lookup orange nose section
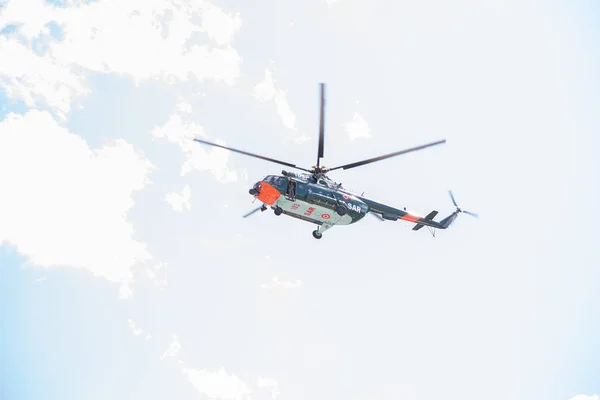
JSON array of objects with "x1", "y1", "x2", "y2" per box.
[{"x1": 256, "y1": 182, "x2": 281, "y2": 205}]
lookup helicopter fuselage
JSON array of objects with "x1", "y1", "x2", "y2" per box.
[
  {"x1": 193, "y1": 83, "x2": 459, "y2": 239},
  {"x1": 250, "y1": 174, "x2": 368, "y2": 227}
]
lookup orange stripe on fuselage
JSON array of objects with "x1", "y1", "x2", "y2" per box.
[
  {"x1": 400, "y1": 214, "x2": 420, "y2": 223},
  {"x1": 256, "y1": 181, "x2": 281, "y2": 205}
]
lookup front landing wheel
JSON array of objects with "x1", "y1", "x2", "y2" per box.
[
  {"x1": 312, "y1": 230, "x2": 322, "y2": 239},
  {"x1": 335, "y1": 204, "x2": 348, "y2": 216}
]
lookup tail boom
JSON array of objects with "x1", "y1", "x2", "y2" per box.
[{"x1": 360, "y1": 196, "x2": 454, "y2": 230}]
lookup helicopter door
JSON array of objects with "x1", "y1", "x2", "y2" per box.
[{"x1": 286, "y1": 178, "x2": 297, "y2": 199}]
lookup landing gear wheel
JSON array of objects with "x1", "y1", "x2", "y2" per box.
[
  {"x1": 312, "y1": 230, "x2": 323, "y2": 239},
  {"x1": 335, "y1": 204, "x2": 348, "y2": 216},
  {"x1": 274, "y1": 206, "x2": 283, "y2": 216}
]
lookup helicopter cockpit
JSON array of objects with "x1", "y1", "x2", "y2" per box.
[
  {"x1": 317, "y1": 178, "x2": 336, "y2": 188},
  {"x1": 258, "y1": 174, "x2": 297, "y2": 199},
  {"x1": 262, "y1": 175, "x2": 284, "y2": 185}
]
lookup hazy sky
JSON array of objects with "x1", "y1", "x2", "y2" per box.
[{"x1": 1, "y1": 1, "x2": 599, "y2": 400}]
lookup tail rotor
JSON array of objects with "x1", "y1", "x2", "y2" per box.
[{"x1": 448, "y1": 190, "x2": 478, "y2": 219}]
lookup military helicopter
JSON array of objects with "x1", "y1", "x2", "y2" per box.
[{"x1": 194, "y1": 83, "x2": 477, "y2": 239}]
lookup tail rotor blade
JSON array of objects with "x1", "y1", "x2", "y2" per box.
[
  {"x1": 448, "y1": 190, "x2": 458, "y2": 207},
  {"x1": 463, "y1": 210, "x2": 479, "y2": 218}
]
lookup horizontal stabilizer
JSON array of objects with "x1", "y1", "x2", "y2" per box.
[
  {"x1": 424, "y1": 210, "x2": 438, "y2": 220},
  {"x1": 412, "y1": 210, "x2": 438, "y2": 231}
]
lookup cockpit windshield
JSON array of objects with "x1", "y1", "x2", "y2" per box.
[
  {"x1": 317, "y1": 178, "x2": 342, "y2": 189},
  {"x1": 263, "y1": 175, "x2": 285, "y2": 185}
]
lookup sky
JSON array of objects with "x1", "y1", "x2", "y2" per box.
[{"x1": 1, "y1": 0, "x2": 600, "y2": 399}]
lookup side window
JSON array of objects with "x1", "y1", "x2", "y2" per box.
[{"x1": 295, "y1": 181, "x2": 307, "y2": 197}]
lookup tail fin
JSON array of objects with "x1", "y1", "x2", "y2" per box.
[{"x1": 438, "y1": 211, "x2": 460, "y2": 229}]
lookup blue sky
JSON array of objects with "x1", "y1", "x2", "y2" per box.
[{"x1": 1, "y1": 1, "x2": 599, "y2": 400}]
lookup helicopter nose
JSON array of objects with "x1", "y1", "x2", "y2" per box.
[
  {"x1": 255, "y1": 181, "x2": 280, "y2": 205},
  {"x1": 249, "y1": 181, "x2": 262, "y2": 196}
]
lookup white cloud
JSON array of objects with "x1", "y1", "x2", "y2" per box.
[
  {"x1": 257, "y1": 377, "x2": 280, "y2": 400},
  {"x1": 0, "y1": 36, "x2": 89, "y2": 120},
  {"x1": 176, "y1": 100, "x2": 193, "y2": 114},
  {"x1": 291, "y1": 134, "x2": 310, "y2": 144},
  {"x1": 166, "y1": 185, "x2": 192, "y2": 212},
  {"x1": 260, "y1": 276, "x2": 302, "y2": 290},
  {"x1": 344, "y1": 112, "x2": 371, "y2": 140},
  {"x1": 153, "y1": 113, "x2": 238, "y2": 183},
  {"x1": 128, "y1": 319, "x2": 143, "y2": 336},
  {"x1": 51, "y1": 0, "x2": 243, "y2": 84},
  {"x1": 145, "y1": 262, "x2": 168, "y2": 289},
  {"x1": 569, "y1": 396, "x2": 600, "y2": 400},
  {"x1": 127, "y1": 318, "x2": 153, "y2": 340},
  {"x1": 182, "y1": 366, "x2": 251, "y2": 400},
  {"x1": 0, "y1": 0, "x2": 57, "y2": 40},
  {"x1": 119, "y1": 285, "x2": 134, "y2": 299},
  {"x1": 253, "y1": 69, "x2": 276, "y2": 102},
  {"x1": 0, "y1": 0, "x2": 243, "y2": 116},
  {"x1": 254, "y1": 69, "x2": 297, "y2": 131},
  {"x1": 325, "y1": 0, "x2": 343, "y2": 5},
  {"x1": 0, "y1": 110, "x2": 153, "y2": 295},
  {"x1": 161, "y1": 335, "x2": 182, "y2": 360},
  {"x1": 199, "y1": 3, "x2": 242, "y2": 46}
]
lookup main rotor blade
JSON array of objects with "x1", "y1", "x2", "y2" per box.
[
  {"x1": 243, "y1": 206, "x2": 263, "y2": 218},
  {"x1": 317, "y1": 83, "x2": 325, "y2": 167},
  {"x1": 327, "y1": 139, "x2": 446, "y2": 171},
  {"x1": 194, "y1": 138, "x2": 310, "y2": 172}
]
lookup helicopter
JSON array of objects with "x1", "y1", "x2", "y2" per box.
[{"x1": 194, "y1": 83, "x2": 477, "y2": 239}]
